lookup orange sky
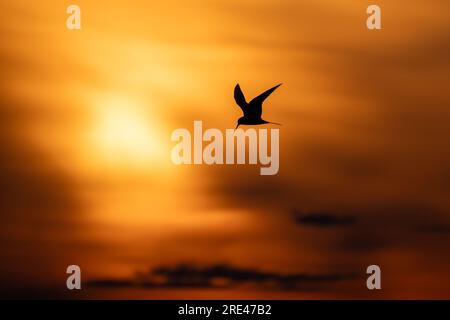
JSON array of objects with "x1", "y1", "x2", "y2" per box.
[{"x1": 1, "y1": 0, "x2": 450, "y2": 299}]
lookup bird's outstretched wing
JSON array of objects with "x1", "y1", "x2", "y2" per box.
[
  {"x1": 234, "y1": 84, "x2": 248, "y2": 115},
  {"x1": 250, "y1": 83, "x2": 282, "y2": 105},
  {"x1": 249, "y1": 83, "x2": 282, "y2": 117}
]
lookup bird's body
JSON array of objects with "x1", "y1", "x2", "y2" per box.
[{"x1": 234, "y1": 83, "x2": 282, "y2": 129}]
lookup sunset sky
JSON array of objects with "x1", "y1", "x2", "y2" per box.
[{"x1": 1, "y1": 0, "x2": 449, "y2": 299}]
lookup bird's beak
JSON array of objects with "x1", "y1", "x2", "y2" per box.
[{"x1": 235, "y1": 123, "x2": 240, "y2": 130}]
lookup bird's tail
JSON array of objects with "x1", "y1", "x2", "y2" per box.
[{"x1": 268, "y1": 121, "x2": 282, "y2": 126}]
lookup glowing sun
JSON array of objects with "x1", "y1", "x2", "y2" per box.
[{"x1": 90, "y1": 95, "x2": 166, "y2": 168}]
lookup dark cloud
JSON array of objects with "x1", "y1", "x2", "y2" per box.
[
  {"x1": 88, "y1": 263, "x2": 355, "y2": 291},
  {"x1": 0, "y1": 92, "x2": 82, "y2": 294},
  {"x1": 293, "y1": 211, "x2": 356, "y2": 227},
  {"x1": 0, "y1": 94, "x2": 81, "y2": 227}
]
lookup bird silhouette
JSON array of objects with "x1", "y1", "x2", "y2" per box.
[{"x1": 234, "y1": 83, "x2": 282, "y2": 129}]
